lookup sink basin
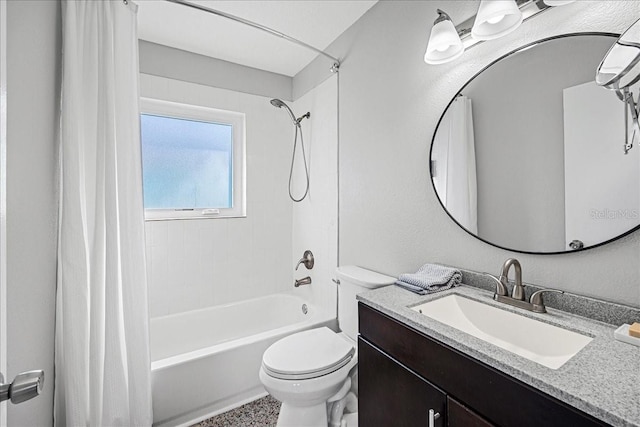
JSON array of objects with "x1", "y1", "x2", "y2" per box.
[{"x1": 411, "y1": 294, "x2": 592, "y2": 369}]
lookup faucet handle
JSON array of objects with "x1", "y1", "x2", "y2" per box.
[
  {"x1": 295, "y1": 250, "x2": 314, "y2": 271},
  {"x1": 484, "y1": 273, "x2": 508, "y2": 297},
  {"x1": 529, "y1": 289, "x2": 564, "y2": 313}
]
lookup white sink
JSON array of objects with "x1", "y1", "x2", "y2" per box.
[{"x1": 411, "y1": 294, "x2": 592, "y2": 369}]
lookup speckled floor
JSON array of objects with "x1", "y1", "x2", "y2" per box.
[{"x1": 191, "y1": 395, "x2": 281, "y2": 427}]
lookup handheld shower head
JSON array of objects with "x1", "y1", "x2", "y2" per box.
[{"x1": 270, "y1": 98, "x2": 298, "y2": 125}]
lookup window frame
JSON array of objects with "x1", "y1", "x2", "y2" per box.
[{"x1": 140, "y1": 97, "x2": 246, "y2": 221}]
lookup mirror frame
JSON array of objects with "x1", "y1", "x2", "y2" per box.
[{"x1": 428, "y1": 32, "x2": 640, "y2": 255}]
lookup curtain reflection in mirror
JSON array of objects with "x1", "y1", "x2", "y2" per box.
[{"x1": 432, "y1": 95, "x2": 478, "y2": 234}]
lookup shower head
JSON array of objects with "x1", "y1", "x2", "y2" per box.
[{"x1": 270, "y1": 98, "x2": 298, "y2": 125}]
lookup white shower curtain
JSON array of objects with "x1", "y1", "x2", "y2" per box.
[
  {"x1": 55, "y1": 1, "x2": 152, "y2": 425},
  {"x1": 445, "y1": 96, "x2": 478, "y2": 234}
]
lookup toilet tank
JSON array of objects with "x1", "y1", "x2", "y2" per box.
[{"x1": 336, "y1": 266, "x2": 396, "y2": 340}]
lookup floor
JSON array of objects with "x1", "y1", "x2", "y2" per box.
[{"x1": 191, "y1": 395, "x2": 281, "y2": 427}]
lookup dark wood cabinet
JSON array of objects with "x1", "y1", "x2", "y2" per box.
[
  {"x1": 448, "y1": 397, "x2": 494, "y2": 427},
  {"x1": 359, "y1": 338, "x2": 446, "y2": 427},
  {"x1": 358, "y1": 302, "x2": 609, "y2": 427}
]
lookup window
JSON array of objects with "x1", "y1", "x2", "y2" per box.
[{"x1": 140, "y1": 98, "x2": 245, "y2": 220}]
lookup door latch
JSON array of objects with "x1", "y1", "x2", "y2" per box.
[{"x1": 0, "y1": 370, "x2": 44, "y2": 404}]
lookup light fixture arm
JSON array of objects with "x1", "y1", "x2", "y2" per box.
[{"x1": 434, "y1": 9, "x2": 452, "y2": 25}]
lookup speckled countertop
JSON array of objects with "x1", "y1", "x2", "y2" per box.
[{"x1": 358, "y1": 284, "x2": 640, "y2": 427}]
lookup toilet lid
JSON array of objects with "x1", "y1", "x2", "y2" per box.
[{"x1": 262, "y1": 327, "x2": 355, "y2": 380}]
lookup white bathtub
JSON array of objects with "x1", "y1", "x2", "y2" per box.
[{"x1": 150, "y1": 293, "x2": 335, "y2": 427}]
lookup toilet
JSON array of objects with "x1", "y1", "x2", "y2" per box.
[{"x1": 259, "y1": 266, "x2": 395, "y2": 427}]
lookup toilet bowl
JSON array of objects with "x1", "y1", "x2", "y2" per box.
[
  {"x1": 259, "y1": 328, "x2": 357, "y2": 427},
  {"x1": 259, "y1": 266, "x2": 396, "y2": 427}
]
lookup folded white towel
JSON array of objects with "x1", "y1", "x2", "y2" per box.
[{"x1": 395, "y1": 264, "x2": 461, "y2": 294}]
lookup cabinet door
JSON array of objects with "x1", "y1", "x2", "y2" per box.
[
  {"x1": 448, "y1": 397, "x2": 494, "y2": 427},
  {"x1": 359, "y1": 337, "x2": 446, "y2": 427}
]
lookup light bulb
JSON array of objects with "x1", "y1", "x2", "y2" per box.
[
  {"x1": 487, "y1": 15, "x2": 505, "y2": 25},
  {"x1": 424, "y1": 9, "x2": 464, "y2": 65},
  {"x1": 472, "y1": 0, "x2": 523, "y2": 41}
]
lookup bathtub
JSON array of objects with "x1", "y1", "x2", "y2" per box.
[{"x1": 150, "y1": 293, "x2": 335, "y2": 427}]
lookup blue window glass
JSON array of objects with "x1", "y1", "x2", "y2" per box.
[{"x1": 140, "y1": 114, "x2": 233, "y2": 210}]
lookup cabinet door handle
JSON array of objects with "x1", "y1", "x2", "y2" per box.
[{"x1": 429, "y1": 408, "x2": 440, "y2": 427}]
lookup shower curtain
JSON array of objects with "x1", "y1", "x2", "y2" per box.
[
  {"x1": 55, "y1": 1, "x2": 152, "y2": 425},
  {"x1": 445, "y1": 96, "x2": 478, "y2": 234}
]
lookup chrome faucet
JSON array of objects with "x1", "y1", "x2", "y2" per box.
[
  {"x1": 499, "y1": 258, "x2": 525, "y2": 301},
  {"x1": 295, "y1": 276, "x2": 312, "y2": 287},
  {"x1": 486, "y1": 258, "x2": 564, "y2": 313}
]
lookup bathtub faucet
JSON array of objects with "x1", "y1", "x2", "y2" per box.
[
  {"x1": 295, "y1": 276, "x2": 312, "y2": 287},
  {"x1": 295, "y1": 250, "x2": 314, "y2": 270}
]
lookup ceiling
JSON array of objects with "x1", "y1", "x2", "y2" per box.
[{"x1": 137, "y1": 0, "x2": 377, "y2": 77}]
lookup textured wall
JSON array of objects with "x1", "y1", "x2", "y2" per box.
[{"x1": 323, "y1": 1, "x2": 640, "y2": 307}]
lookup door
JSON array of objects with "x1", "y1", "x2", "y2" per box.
[
  {"x1": 447, "y1": 397, "x2": 495, "y2": 427},
  {"x1": 0, "y1": 3, "x2": 45, "y2": 420},
  {"x1": 358, "y1": 338, "x2": 446, "y2": 427},
  {"x1": 0, "y1": 0, "x2": 8, "y2": 423},
  {"x1": 563, "y1": 81, "x2": 640, "y2": 249}
]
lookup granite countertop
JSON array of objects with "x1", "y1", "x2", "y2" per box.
[{"x1": 358, "y1": 284, "x2": 640, "y2": 427}]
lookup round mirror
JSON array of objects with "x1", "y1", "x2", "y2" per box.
[{"x1": 430, "y1": 33, "x2": 640, "y2": 254}]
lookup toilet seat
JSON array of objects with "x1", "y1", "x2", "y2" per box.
[{"x1": 262, "y1": 327, "x2": 355, "y2": 380}]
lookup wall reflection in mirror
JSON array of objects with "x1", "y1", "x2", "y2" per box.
[{"x1": 431, "y1": 33, "x2": 640, "y2": 254}]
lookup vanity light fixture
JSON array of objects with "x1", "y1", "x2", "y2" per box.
[
  {"x1": 596, "y1": 17, "x2": 640, "y2": 154},
  {"x1": 425, "y1": 0, "x2": 576, "y2": 65},
  {"x1": 543, "y1": 0, "x2": 575, "y2": 6},
  {"x1": 471, "y1": 0, "x2": 523, "y2": 41},
  {"x1": 424, "y1": 9, "x2": 464, "y2": 65}
]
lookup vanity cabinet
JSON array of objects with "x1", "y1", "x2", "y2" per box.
[
  {"x1": 358, "y1": 303, "x2": 609, "y2": 427},
  {"x1": 359, "y1": 337, "x2": 491, "y2": 427}
]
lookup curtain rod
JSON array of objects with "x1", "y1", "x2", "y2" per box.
[{"x1": 165, "y1": 0, "x2": 340, "y2": 72}]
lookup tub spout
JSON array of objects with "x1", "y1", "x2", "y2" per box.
[{"x1": 294, "y1": 276, "x2": 312, "y2": 287}]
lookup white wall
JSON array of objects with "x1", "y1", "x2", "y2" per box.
[
  {"x1": 141, "y1": 74, "x2": 295, "y2": 317},
  {"x1": 291, "y1": 75, "x2": 339, "y2": 316},
  {"x1": 139, "y1": 41, "x2": 293, "y2": 101},
  {"x1": 6, "y1": 1, "x2": 60, "y2": 425},
  {"x1": 320, "y1": 1, "x2": 640, "y2": 307}
]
